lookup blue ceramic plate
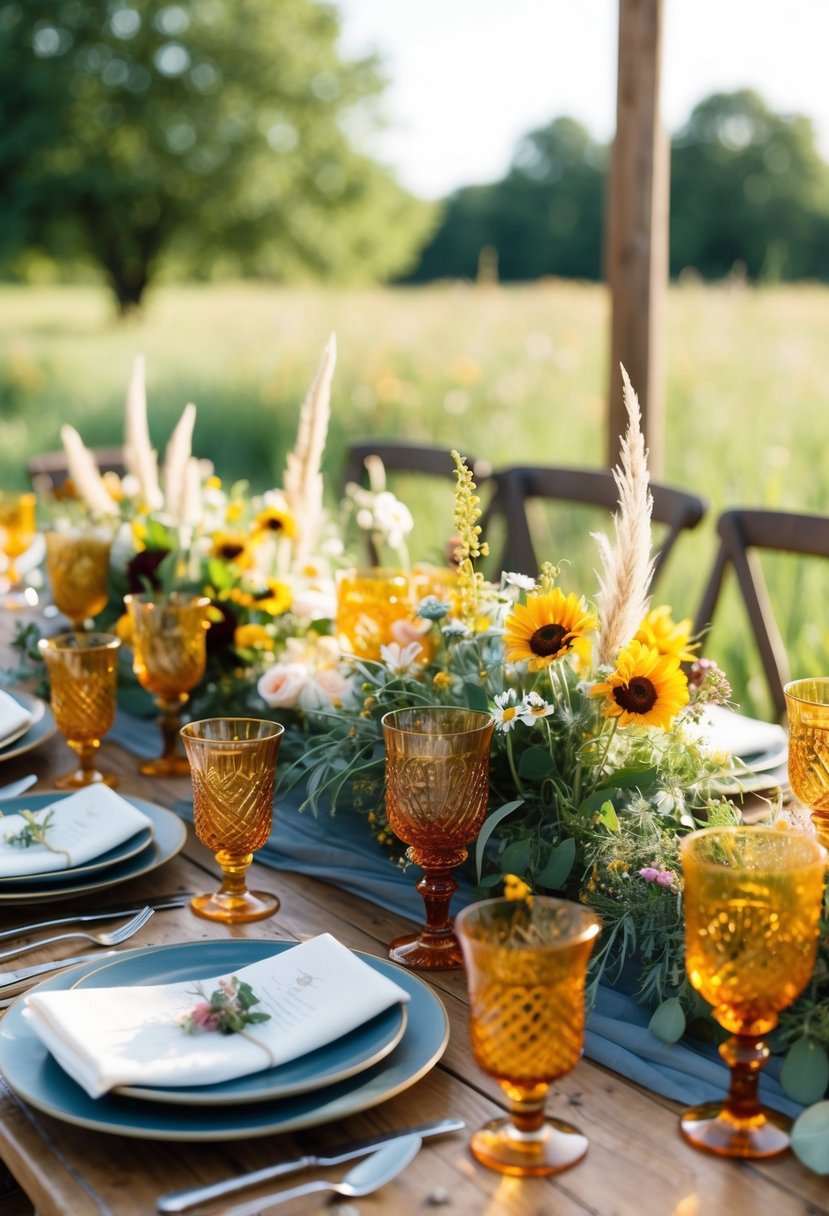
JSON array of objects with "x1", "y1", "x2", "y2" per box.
[
  {"x1": 0, "y1": 691, "x2": 56, "y2": 764},
  {"x1": 73, "y1": 943, "x2": 407, "y2": 1105},
  {"x1": 0, "y1": 823, "x2": 154, "y2": 887},
  {"x1": 0, "y1": 796, "x2": 186, "y2": 905},
  {"x1": 0, "y1": 940, "x2": 449, "y2": 1141}
]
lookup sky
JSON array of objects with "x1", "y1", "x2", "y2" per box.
[{"x1": 336, "y1": 0, "x2": 829, "y2": 199}]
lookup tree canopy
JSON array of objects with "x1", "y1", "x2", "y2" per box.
[
  {"x1": 406, "y1": 91, "x2": 829, "y2": 285},
  {"x1": 0, "y1": 0, "x2": 434, "y2": 309}
]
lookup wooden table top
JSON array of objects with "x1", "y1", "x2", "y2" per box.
[{"x1": 0, "y1": 729, "x2": 826, "y2": 1216}]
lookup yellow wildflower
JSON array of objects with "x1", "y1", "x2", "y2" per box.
[
  {"x1": 635, "y1": 605, "x2": 698, "y2": 663},
  {"x1": 234, "y1": 624, "x2": 272, "y2": 650}
]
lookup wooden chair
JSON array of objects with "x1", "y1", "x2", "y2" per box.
[
  {"x1": 342, "y1": 441, "x2": 492, "y2": 565},
  {"x1": 27, "y1": 447, "x2": 126, "y2": 496},
  {"x1": 483, "y1": 464, "x2": 706, "y2": 588},
  {"x1": 694, "y1": 508, "x2": 829, "y2": 720}
]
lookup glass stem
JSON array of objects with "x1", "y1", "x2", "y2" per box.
[
  {"x1": 156, "y1": 699, "x2": 185, "y2": 763},
  {"x1": 416, "y1": 863, "x2": 460, "y2": 946},
  {"x1": 719, "y1": 1032, "x2": 769, "y2": 1122},
  {"x1": 504, "y1": 1082, "x2": 550, "y2": 1136},
  {"x1": 69, "y1": 738, "x2": 99, "y2": 777},
  {"x1": 215, "y1": 850, "x2": 254, "y2": 898}
]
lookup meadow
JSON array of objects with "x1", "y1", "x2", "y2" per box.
[{"x1": 2, "y1": 278, "x2": 828, "y2": 716}]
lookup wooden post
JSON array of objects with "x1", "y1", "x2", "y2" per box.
[{"x1": 606, "y1": 0, "x2": 668, "y2": 474}]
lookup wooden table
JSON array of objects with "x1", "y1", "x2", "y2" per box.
[{"x1": 0, "y1": 731, "x2": 826, "y2": 1216}]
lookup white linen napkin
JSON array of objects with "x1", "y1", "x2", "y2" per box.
[
  {"x1": 25, "y1": 933, "x2": 411, "y2": 1099},
  {"x1": 696, "y1": 704, "x2": 786, "y2": 761},
  {"x1": 0, "y1": 785, "x2": 153, "y2": 877},
  {"x1": 0, "y1": 690, "x2": 33, "y2": 748}
]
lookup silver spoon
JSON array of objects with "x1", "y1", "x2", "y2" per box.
[{"x1": 218, "y1": 1134, "x2": 422, "y2": 1216}]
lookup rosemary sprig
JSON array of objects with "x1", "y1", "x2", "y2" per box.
[{"x1": 4, "y1": 809, "x2": 71, "y2": 864}]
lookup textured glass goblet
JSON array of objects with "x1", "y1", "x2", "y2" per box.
[
  {"x1": 336, "y1": 568, "x2": 412, "y2": 661},
  {"x1": 455, "y1": 896, "x2": 600, "y2": 1176},
  {"x1": 38, "y1": 632, "x2": 121, "y2": 789},
  {"x1": 381, "y1": 706, "x2": 495, "y2": 969},
  {"x1": 45, "y1": 526, "x2": 112, "y2": 629},
  {"x1": 181, "y1": 718, "x2": 284, "y2": 924},
  {"x1": 126, "y1": 593, "x2": 210, "y2": 777},
  {"x1": 0, "y1": 491, "x2": 37, "y2": 607},
  {"x1": 680, "y1": 825, "x2": 826, "y2": 1158},
  {"x1": 785, "y1": 677, "x2": 829, "y2": 849}
]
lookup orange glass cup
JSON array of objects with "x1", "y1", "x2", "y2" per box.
[
  {"x1": 680, "y1": 825, "x2": 826, "y2": 1158},
  {"x1": 45, "y1": 526, "x2": 112, "y2": 629},
  {"x1": 336, "y1": 568, "x2": 413, "y2": 661},
  {"x1": 784, "y1": 677, "x2": 829, "y2": 849},
  {"x1": 38, "y1": 632, "x2": 121, "y2": 789},
  {"x1": 456, "y1": 896, "x2": 601, "y2": 1176},
  {"x1": 0, "y1": 491, "x2": 37, "y2": 605},
  {"x1": 126, "y1": 593, "x2": 211, "y2": 777},
  {"x1": 181, "y1": 718, "x2": 284, "y2": 924},
  {"x1": 381, "y1": 706, "x2": 495, "y2": 970}
]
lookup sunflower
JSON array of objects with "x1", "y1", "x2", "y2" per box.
[
  {"x1": 635, "y1": 605, "x2": 698, "y2": 663},
  {"x1": 234, "y1": 623, "x2": 273, "y2": 651},
  {"x1": 503, "y1": 589, "x2": 597, "y2": 671},
  {"x1": 591, "y1": 639, "x2": 689, "y2": 729},
  {"x1": 254, "y1": 505, "x2": 297, "y2": 540},
  {"x1": 252, "y1": 579, "x2": 292, "y2": 616},
  {"x1": 210, "y1": 531, "x2": 252, "y2": 566}
]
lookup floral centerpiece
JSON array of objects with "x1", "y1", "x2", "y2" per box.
[{"x1": 262, "y1": 369, "x2": 829, "y2": 1150}]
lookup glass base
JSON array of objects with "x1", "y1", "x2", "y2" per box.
[
  {"x1": 389, "y1": 930, "x2": 463, "y2": 970},
  {"x1": 471, "y1": 1116, "x2": 588, "y2": 1176},
  {"x1": 680, "y1": 1102, "x2": 791, "y2": 1158},
  {"x1": 139, "y1": 754, "x2": 191, "y2": 778},
  {"x1": 190, "y1": 889, "x2": 280, "y2": 925},
  {"x1": 53, "y1": 768, "x2": 118, "y2": 791}
]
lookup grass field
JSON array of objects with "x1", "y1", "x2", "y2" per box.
[{"x1": 2, "y1": 279, "x2": 828, "y2": 716}]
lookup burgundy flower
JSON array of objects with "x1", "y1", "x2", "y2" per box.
[
  {"x1": 126, "y1": 548, "x2": 169, "y2": 593},
  {"x1": 205, "y1": 601, "x2": 237, "y2": 653}
]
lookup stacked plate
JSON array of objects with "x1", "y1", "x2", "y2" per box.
[
  {"x1": 0, "y1": 792, "x2": 187, "y2": 906},
  {"x1": 0, "y1": 940, "x2": 450, "y2": 1141},
  {"x1": 0, "y1": 689, "x2": 56, "y2": 765},
  {"x1": 699, "y1": 705, "x2": 789, "y2": 797}
]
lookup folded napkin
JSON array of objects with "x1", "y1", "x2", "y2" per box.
[
  {"x1": 25, "y1": 933, "x2": 411, "y2": 1099},
  {"x1": 0, "y1": 690, "x2": 33, "y2": 748},
  {"x1": 0, "y1": 785, "x2": 153, "y2": 878},
  {"x1": 696, "y1": 705, "x2": 786, "y2": 762}
]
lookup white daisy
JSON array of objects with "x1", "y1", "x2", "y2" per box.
[
  {"x1": 503, "y1": 571, "x2": 537, "y2": 592},
  {"x1": 379, "y1": 641, "x2": 423, "y2": 674},
  {"x1": 491, "y1": 688, "x2": 520, "y2": 732},
  {"x1": 518, "y1": 690, "x2": 555, "y2": 726}
]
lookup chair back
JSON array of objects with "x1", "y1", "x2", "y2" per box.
[
  {"x1": 27, "y1": 447, "x2": 126, "y2": 496},
  {"x1": 483, "y1": 465, "x2": 706, "y2": 588},
  {"x1": 694, "y1": 508, "x2": 829, "y2": 719}
]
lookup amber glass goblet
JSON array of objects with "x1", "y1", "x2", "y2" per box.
[
  {"x1": 0, "y1": 491, "x2": 37, "y2": 607},
  {"x1": 126, "y1": 593, "x2": 211, "y2": 777},
  {"x1": 336, "y1": 568, "x2": 415, "y2": 661},
  {"x1": 45, "y1": 526, "x2": 112, "y2": 629},
  {"x1": 680, "y1": 825, "x2": 826, "y2": 1158},
  {"x1": 381, "y1": 706, "x2": 495, "y2": 969},
  {"x1": 181, "y1": 718, "x2": 284, "y2": 924},
  {"x1": 455, "y1": 896, "x2": 601, "y2": 1176},
  {"x1": 38, "y1": 632, "x2": 121, "y2": 789},
  {"x1": 784, "y1": 677, "x2": 829, "y2": 849}
]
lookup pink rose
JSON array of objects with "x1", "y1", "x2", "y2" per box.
[
  {"x1": 184, "y1": 1002, "x2": 220, "y2": 1033},
  {"x1": 257, "y1": 663, "x2": 310, "y2": 709}
]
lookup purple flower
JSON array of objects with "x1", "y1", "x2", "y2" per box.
[
  {"x1": 639, "y1": 866, "x2": 659, "y2": 883},
  {"x1": 656, "y1": 870, "x2": 676, "y2": 888}
]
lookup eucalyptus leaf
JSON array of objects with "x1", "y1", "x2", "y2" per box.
[
  {"x1": 500, "y1": 838, "x2": 531, "y2": 876},
  {"x1": 535, "y1": 836, "x2": 576, "y2": 890},
  {"x1": 475, "y1": 799, "x2": 523, "y2": 882},
  {"x1": 518, "y1": 747, "x2": 556, "y2": 780},
  {"x1": 463, "y1": 682, "x2": 490, "y2": 712},
  {"x1": 781, "y1": 1038, "x2": 829, "y2": 1105},
  {"x1": 648, "y1": 997, "x2": 686, "y2": 1044},
  {"x1": 791, "y1": 1101, "x2": 829, "y2": 1174}
]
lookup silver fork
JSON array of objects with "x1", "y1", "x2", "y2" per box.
[{"x1": 0, "y1": 906, "x2": 155, "y2": 963}]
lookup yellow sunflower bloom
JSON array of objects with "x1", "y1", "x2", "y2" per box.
[
  {"x1": 503, "y1": 589, "x2": 597, "y2": 671},
  {"x1": 591, "y1": 639, "x2": 689, "y2": 729},
  {"x1": 234, "y1": 623, "x2": 273, "y2": 650},
  {"x1": 255, "y1": 505, "x2": 297, "y2": 540},
  {"x1": 210, "y1": 532, "x2": 251, "y2": 566},
  {"x1": 253, "y1": 579, "x2": 292, "y2": 616},
  {"x1": 635, "y1": 604, "x2": 698, "y2": 663}
]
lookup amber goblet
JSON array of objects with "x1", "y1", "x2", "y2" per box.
[
  {"x1": 784, "y1": 677, "x2": 829, "y2": 849},
  {"x1": 181, "y1": 718, "x2": 284, "y2": 924},
  {"x1": 126, "y1": 593, "x2": 210, "y2": 777},
  {"x1": 336, "y1": 568, "x2": 413, "y2": 661},
  {"x1": 45, "y1": 526, "x2": 112, "y2": 629},
  {"x1": 0, "y1": 491, "x2": 37, "y2": 607},
  {"x1": 38, "y1": 632, "x2": 121, "y2": 789},
  {"x1": 455, "y1": 896, "x2": 600, "y2": 1176},
  {"x1": 680, "y1": 825, "x2": 826, "y2": 1158},
  {"x1": 381, "y1": 706, "x2": 495, "y2": 969}
]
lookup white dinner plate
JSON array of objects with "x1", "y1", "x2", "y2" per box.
[{"x1": 0, "y1": 690, "x2": 56, "y2": 764}]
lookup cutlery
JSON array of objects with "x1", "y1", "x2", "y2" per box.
[
  {"x1": 0, "y1": 949, "x2": 122, "y2": 991},
  {"x1": 0, "y1": 894, "x2": 191, "y2": 944},
  {"x1": 215, "y1": 1135, "x2": 422, "y2": 1216},
  {"x1": 157, "y1": 1118, "x2": 463, "y2": 1212},
  {"x1": 0, "y1": 775, "x2": 37, "y2": 799},
  {"x1": 0, "y1": 906, "x2": 154, "y2": 964}
]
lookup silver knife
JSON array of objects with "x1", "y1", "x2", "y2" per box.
[
  {"x1": 156, "y1": 1117, "x2": 465, "y2": 1213},
  {"x1": 0, "y1": 949, "x2": 121, "y2": 990},
  {"x1": 0, "y1": 895, "x2": 193, "y2": 943},
  {"x1": 0, "y1": 775, "x2": 37, "y2": 800}
]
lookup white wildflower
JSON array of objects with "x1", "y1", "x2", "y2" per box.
[
  {"x1": 492, "y1": 688, "x2": 520, "y2": 732},
  {"x1": 503, "y1": 572, "x2": 537, "y2": 592},
  {"x1": 518, "y1": 690, "x2": 555, "y2": 726},
  {"x1": 379, "y1": 641, "x2": 423, "y2": 674}
]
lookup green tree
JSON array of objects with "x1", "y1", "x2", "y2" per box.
[
  {"x1": 669, "y1": 90, "x2": 829, "y2": 281},
  {"x1": 0, "y1": 0, "x2": 433, "y2": 311}
]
